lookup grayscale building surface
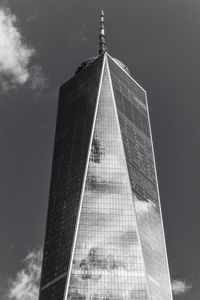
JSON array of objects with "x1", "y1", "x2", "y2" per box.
[{"x1": 39, "y1": 11, "x2": 173, "y2": 300}]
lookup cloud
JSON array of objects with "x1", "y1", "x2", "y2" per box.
[
  {"x1": 66, "y1": 25, "x2": 87, "y2": 42},
  {"x1": 0, "y1": 5, "x2": 34, "y2": 86},
  {"x1": 7, "y1": 248, "x2": 42, "y2": 300},
  {"x1": 171, "y1": 279, "x2": 192, "y2": 296},
  {"x1": 0, "y1": 5, "x2": 47, "y2": 93},
  {"x1": 26, "y1": 11, "x2": 39, "y2": 23},
  {"x1": 28, "y1": 64, "x2": 48, "y2": 91}
]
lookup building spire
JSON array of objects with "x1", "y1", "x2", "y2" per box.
[{"x1": 98, "y1": 9, "x2": 106, "y2": 55}]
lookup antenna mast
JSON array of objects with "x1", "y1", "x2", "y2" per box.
[{"x1": 98, "y1": 10, "x2": 106, "y2": 55}]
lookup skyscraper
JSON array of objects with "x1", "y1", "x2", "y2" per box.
[{"x1": 39, "y1": 11, "x2": 173, "y2": 300}]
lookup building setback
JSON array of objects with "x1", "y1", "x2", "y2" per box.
[{"x1": 39, "y1": 11, "x2": 173, "y2": 300}]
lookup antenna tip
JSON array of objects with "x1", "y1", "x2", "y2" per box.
[{"x1": 101, "y1": 9, "x2": 104, "y2": 16}]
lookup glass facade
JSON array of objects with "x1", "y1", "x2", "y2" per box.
[
  {"x1": 108, "y1": 55, "x2": 172, "y2": 300},
  {"x1": 39, "y1": 55, "x2": 104, "y2": 300},
  {"x1": 39, "y1": 53, "x2": 173, "y2": 300},
  {"x1": 66, "y1": 58, "x2": 150, "y2": 300}
]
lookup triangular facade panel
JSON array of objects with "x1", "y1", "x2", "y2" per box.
[
  {"x1": 65, "y1": 57, "x2": 150, "y2": 300},
  {"x1": 107, "y1": 54, "x2": 173, "y2": 300},
  {"x1": 39, "y1": 55, "x2": 105, "y2": 300}
]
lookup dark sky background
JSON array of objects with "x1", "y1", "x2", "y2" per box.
[{"x1": 0, "y1": 0, "x2": 200, "y2": 299}]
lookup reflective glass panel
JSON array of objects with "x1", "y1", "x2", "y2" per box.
[
  {"x1": 66, "y1": 59, "x2": 150, "y2": 300},
  {"x1": 108, "y1": 55, "x2": 172, "y2": 300},
  {"x1": 39, "y1": 55, "x2": 104, "y2": 300}
]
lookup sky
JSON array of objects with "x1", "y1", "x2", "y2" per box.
[{"x1": 0, "y1": 0, "x2": 200, "y2": 299}]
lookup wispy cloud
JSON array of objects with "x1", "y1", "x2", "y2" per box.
[
  {"x1": 28, "y1": 64, "x2": 48, "y2": 91},
  {"x1": 171, "y1": 279, "x2": 192, "y2": 296},
  {"x1": 26, "y1": 11, "x2": 39, "y2": 23},
  {"x1": 66, "y1": 24, "x2": 87, "y2": 42},
  {"x1": 0, "y1": 5, "x2": 47, "y2": 93},
  {"x1": 6, "y1": 248, "x2": 42, "y2": 300}
]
